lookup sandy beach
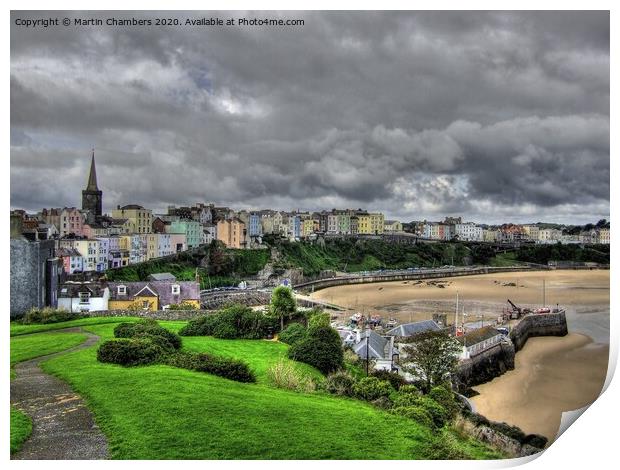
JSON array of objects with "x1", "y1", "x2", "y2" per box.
[{"x1": 310, "y1": 269, "x2": 610, "y2": 442}]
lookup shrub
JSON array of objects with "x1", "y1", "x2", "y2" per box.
[
  {"x1": 166, "y1": 351, "x2": 256, "y2": 383},
  {"x1": 399, "y1": 384, "x2": 421, "y2": 395},
  {"x1": 371, "y1": 370, "x2": 408, "y2": 390},
  {"x1": 422, "y1": 430, "x2": 470, "y2": 459},
  {"x1": 392, "y1": 406, "x2": 434, "y2": 428},
  {"x1": 97, "y1": 338, "x2": 166, "y2": 366},
  {"x1": 416, "y1": 397, "x2": 449, "y2": 428},
  {"x1": 267, "y1": 358, "x2": 315, "y2": 392},
  {"x1": 113, "y1": 322, "x2": 138, "y2": 338},
  {"x1": 179, "y1": 304, "x2": 276, "y2": 339},
  {"x1": 278, "y1": 323, "x2": 308, "y2": 346},
  {"x1": 113, "y1": 319, "x2": 182, "y2": 350},
  {"x1": 522, "y1": 434, "x2": 548, "y2": 449},
  {"x1": 428, "y1": 385, "x2": 460, "y2": 419},
  {"x1": 352, "y1": 376, "x2": 393, "y2": 401},
  {"x1": 371, "y1": 396, "x2": 393, "y2": 410},
  {"x1": 288, "y1": 325, "x2": 344, "y2": 374},
  {"x1": 167, "y1": 302, "x2": 198, "y2": 310},
  {"x1": 178, "y1": 315, "x2": 218, "y2": 336},
  {"x1": 308, "y1": 312, "x2": 331, "y2": 331},
  {"x1": 22, "y1": 307, "x2": 85, "y2": 325},
  {"x1": 324, "y1": 370, "x2": 356, "y2": 397}
]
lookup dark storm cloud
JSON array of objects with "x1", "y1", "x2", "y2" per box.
[{"x1": 10, "y1": 10, "x2": 609, "y2": 223}]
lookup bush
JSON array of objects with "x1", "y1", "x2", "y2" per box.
[
  {"x1": 166, "y1": 351, "x2": 256, "y2": 383},
  {"x1": 422, "y1": 430, "x2": 470, "y2": 459},
  {"x1": 113, "y1": 319, "x2": 182, "y2": 350},
  {"x1": 352, "y1": 376, "x2": 393, "y2": 401},
  {"x1": 288, "y1": 325, "x2": 344, "y2": 374},
  {"x1": 278, "y1": 323, "x2": 308, "y2": 346},
  {"x1": 21, "y1": 307, "x2": 85, "y2": 325},
  {"x1": 416, "y1": 397, "x2": 449, "y2": 428},
  {"x1": 167, "y1": 302, "x2": 199, "y2": 310},
  {"x1": 371, "y1": 370, "x2": 408, "y2": 390},
  {"x1": 308, "y1": 312, "x2": 331, "y2": 331},
  {"x1": 97, "y1": 338, "x2": 166, "y2": 366},
  {"x1": 392, "y1": 406, "x2": 434, "y2": 428},
  {"x1": 179, "y1": 304, "x2": 275, "y2": 339},
  {"x1": 324, "y1": 371, "x2": 356, "y2": 397},
  {"x1": 371, "y1": 396, "x2": 393, "y2": 410},
  {"x1": 399, "y1": 384, "x2": 421, "y2": 395},
  {"x1": 267, "y1": 358, "x2": 315, "y2": 392},
  {"x1": 522, "y1": 434, "x2": 548, "y2": 449},
  {"x1": 428, "y1": 385, "x2": 460, "y2": 419},
  {"x1": 178, "y1": 315, "x2": 218, "y2": 336}
]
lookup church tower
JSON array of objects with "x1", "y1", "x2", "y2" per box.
[{"x1": 82, "y1": 149, "x2": 103, "y2": 217}]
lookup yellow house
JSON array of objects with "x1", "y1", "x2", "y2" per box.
[
  {"x1": 357, "y1": 215, "x2": 371, "y2": 234},
  {"x1": 108, "y1": 281, "x2": 201, "y2": 311},
  {"x1": 217, "y1": 218, "x2": 246, "y2": 249},
  {"x1": 111, "y1": 204, "x2": 153, "y2": 234},
  {"x1": 369, "y1": 213, "x2": 385, "y2": 234}
]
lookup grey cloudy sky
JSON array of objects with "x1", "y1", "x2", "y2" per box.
[{"x1": 10, "y1": 10, "x2": 609, "y2": 224}]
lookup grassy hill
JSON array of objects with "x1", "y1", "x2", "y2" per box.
[{"x1": 11, "y1": 318, "x2": 502, "y2": 459}]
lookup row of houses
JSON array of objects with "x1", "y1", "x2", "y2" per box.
[
  {"x1": 409, "y1": 218, "x2": 611, "y2": 244},
  {"x1": 58, "y1": 275, "x2": 200, "y2": 313}
]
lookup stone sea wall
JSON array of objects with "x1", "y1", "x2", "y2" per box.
[
  {"x1": 509, "y1": 311, "x2": 568, "y2": 352},
  {"x1": 454, "y1": 342, "x2": 516, "y2": 392},
  {"x1": 455, "y1": 312, "x2": 568, "y2": 390}
]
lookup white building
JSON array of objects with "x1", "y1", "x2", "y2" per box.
[
  {"x1": 58, "y1": 281, "x2": 110, "y2": 313},
  {"x1": 454, "y1": 223, "x2": 483, "y2": 241}
]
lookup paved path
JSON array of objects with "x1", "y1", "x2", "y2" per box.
[{"x1": 11, "y1": 327, "x2": 109, "y2": 460}]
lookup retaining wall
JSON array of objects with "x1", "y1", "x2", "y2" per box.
[
  {"x1": 455, "y1": 342, "x2": 516, "y2": 392},
  {"x1": 86, "y1": 309, "x2": 205, "y2": 321},
  {"x1": 294, "y1": 266, "x2": 535, "y2": 292}
]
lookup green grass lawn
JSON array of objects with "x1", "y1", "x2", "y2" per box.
[
  {"x1": 10, "y1": 406, "x2": 32, "y2": 454},
  {"x1": 10, "y1": 316, "x2": 138, "y2": 337},
  {"x1": 12, "y1": 317, "x2": 502, "y2": 459}
]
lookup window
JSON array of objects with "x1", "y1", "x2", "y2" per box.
[
  {"x1": 79, "y1": 292, "x2": 90, "y2": 304},
  {"x1": 171, "y1": 284, "x2": 180, "y2": 295},
  {"x1": 142, "y1": 300, "x2": 150, "y2": 309},
  {"x1": 117, "y1": 285, "x2": 126, "y2": 295}
]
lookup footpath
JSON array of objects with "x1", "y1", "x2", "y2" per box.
[{"x1": 11, "y1": 327, "x2": 109, "y2": 460}]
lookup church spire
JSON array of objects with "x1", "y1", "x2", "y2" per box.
[{"x1": 86, "y1": 148, "x2": 99, "y2": 191}]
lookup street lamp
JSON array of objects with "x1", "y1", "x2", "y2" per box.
[{"x1": 366, "y1": 329, "x2": 370, "y2": 376}]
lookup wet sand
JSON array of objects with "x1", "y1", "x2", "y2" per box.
[
  {"x1": 471, "y1": 334, "x2": 609, "y2": 442},
  {"x1": 310, "y1": 270, "x2": 609, "y2": 325},
  {"x1": 311, "y1": 270, "x2": 609, "y2": 442}
]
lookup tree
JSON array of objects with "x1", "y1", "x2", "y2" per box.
[
  {"x1": 400, "y1": 330, "x2": 462, "y2": 393},
  {"x1": 288, "y1": 325, "x2": 344, "y2": 374},
  {"x1": 270, "y1": 285, "x2": 297, "y2": 331}
]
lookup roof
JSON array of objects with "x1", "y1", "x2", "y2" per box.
[
  {"x1": 147, "y1": 272, "x2": 177, "y2": 281},
  {"x1": 119, "y1": 204, "x2": 146, "y2": 210},
  {"x1": 59, "y1": 281, "x2": 107, "y2": 298},
  {"x1": 456, "y1": 326, "x2": 503, "y2": 346},
  {"x1": 354, "y1": 331, "x2": 393, "y2": 360},
  {"x1": 56, "y1": 247, "x2": 83, "y2": 258},
  {"x1": 386, "y1": 320, "x2": 441, "y2": 337},
  {"x1": 108, "y1": 281, "x2": 200, "y2": 306}
]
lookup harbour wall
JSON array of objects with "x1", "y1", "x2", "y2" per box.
[
  {"x1": 294, "y1": 266, "x2": 538, "y2": 292},
  {"x1": 455, "y1": 312, "x2": 568, "y2": 391},
  {"x1": 509, "y1": 311, "x2": 568, "y2": 352}
]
